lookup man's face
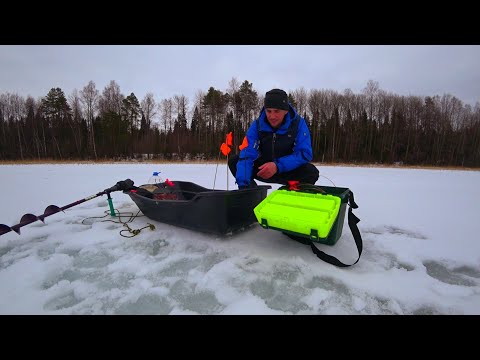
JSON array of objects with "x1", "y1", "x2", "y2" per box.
[{"x1": 265, "y1": 108, "x2": 288, "y2": 129}]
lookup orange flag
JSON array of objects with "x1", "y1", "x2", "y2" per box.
[
  {"x1": 220, "y1": 142, "x2": 231, "y2": 156},
  {"x1": 239, "y1": 136, "x2": 248, "y2": 150},
  {"x1": 226, "y1": 132, "x2": 233, "y2": 146},
  {"x1": 220, "y1": 131, "x2": 233, "y2": 156}
]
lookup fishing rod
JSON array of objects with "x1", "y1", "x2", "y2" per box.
[{"x1": 0, "y1": 179, "x2": 134, "y2": 237}]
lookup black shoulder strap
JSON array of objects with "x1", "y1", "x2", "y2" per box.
[
  {"x1": 309, "y1": 191, "x2": 362, "y2": 267},
  {"x1": 287, "y1": 188, "x2": 363, "y2": 267}
]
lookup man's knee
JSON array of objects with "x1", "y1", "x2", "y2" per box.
[
  {"x1": 302, "y1": 163, "x2": 319, "y2": 184},
  {"x1": 228, "y1": 154, "x2": 239, "y2": 175},
  {"x1": 308, "y1": 163, "x2": 319, "y2": 176}
]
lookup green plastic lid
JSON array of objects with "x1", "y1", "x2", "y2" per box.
[{"x1": 254, "y1": 189, "x2": 341, "y2": 239}]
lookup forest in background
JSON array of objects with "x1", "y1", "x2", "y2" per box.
[{"x1": 1, "y1": 78, "x2": 479, "y2": 167}]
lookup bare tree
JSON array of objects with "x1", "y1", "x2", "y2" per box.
[
  {"x1": 191, "y1": 90, "x2": 206, "y2": 153},
  {"x1": 328, "y1": 90, "x2": 342, "y2": 162},
  {"x1": 141, "y1": 92, "x2": 157, "y2": 131},
  {"x1": 80, "y1": 81, "x2": 99, "y2": 159},
  {"x1": 98, "y1": 80, "x2": 123, "y2": 115},
  {"x1": 160, "y1": 98, "x2": 173, "y2": 152},
  {"x1": 307, "y1": 89, "x2": 324, "y2": 161},
  {"x1": 68, "y1": 89, "x2": 83, "y2": 157},
  {"x1": 0, "y1": 93, "x2": 8, "y2": 158},
  {"x1": 10, "y1": 93, "x2": 26, "y2": 160},
  {"x1": 24, "y1": 96, "x2": 42, "y2": 159},
  {"x1": 404, "y1": 95, "x2": 423, "y2": 164},
  {"x1": 227, "y1": 77, "x2": 240, "y2": 98},
  {"x1": 227, "y1": 77, "x2": 242, "y2": 149},
  {"x1": 292, "y1": 87, "x2": 308, "y2": 118},
  {"x1": 362, "y1": 80, "x2": 381, "y2": 160}
]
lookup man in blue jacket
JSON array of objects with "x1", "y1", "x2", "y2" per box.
[{"x1": 229, "y1": 88, "x2": 319, "y2": 189}]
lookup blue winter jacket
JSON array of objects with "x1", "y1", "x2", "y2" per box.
[{"x1": 236, "y1": 104, "x2": 314, "y2": 188}]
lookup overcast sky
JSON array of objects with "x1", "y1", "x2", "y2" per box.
[{"x1": 1, "y1": 45, "x2": 479, "y2": 107}]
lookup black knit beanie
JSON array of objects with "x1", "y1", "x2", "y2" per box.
[{"x1": 264, "y1": 89, "x2": 289, "y2": 110}]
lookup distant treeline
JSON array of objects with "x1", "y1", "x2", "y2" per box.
[{"x1": 1, "y1": 78, "x2": 479, "y2": 167}]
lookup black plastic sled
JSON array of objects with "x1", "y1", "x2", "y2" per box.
[{"x1": 126, "y1": 181, "x2": 271, "y2": 235}]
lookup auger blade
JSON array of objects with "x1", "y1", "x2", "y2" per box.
[
  {"x1": 20, "y1": 213, "x2": 39, "y2": 224},
  {"x1": 0, "y1": 224, "x2": 12, "y2": 236},
  {"x1": 43, "y1": 205, "x2": 62, "y2": 217}
]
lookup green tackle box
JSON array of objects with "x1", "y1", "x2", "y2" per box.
[{"x1": 254, "y1": 186, "x2": 351, "y2": 245}]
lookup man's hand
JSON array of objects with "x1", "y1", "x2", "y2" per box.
[{"x1": 257, "y1": 162, "x2": 277, "y2": 179}]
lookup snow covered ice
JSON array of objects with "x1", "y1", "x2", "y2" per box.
[{"x1": 0, "y1": 163, "x2": 479, "y2": 314}]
